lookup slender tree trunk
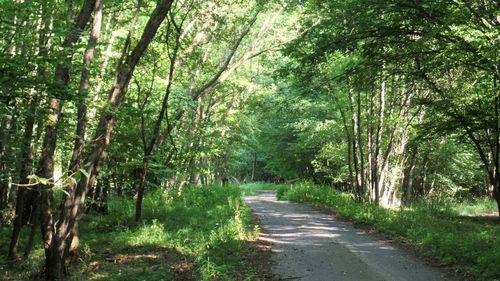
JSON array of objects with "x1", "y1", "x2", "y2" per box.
[
  {"x1": 38, "y1": 0, "x2": 97, "y2": 279},
  {"x1": 0, "y1": 105, "x2": 18, "y2": 219},
  {"x1": 373, "y1": 69, "x2": 386, "y2": 206},
  {"x1": 0, "y1": 116, "x2": 11, "y2": 218},
  {"x1": 7, "y1": 97, "x2": 37, "y2": 261},
  {"x1": 367, "y1": 82, "x2": 374, "y2": 200},
  {"x1": 98, "y1": 177, "x2": 109, "y2": 214},
  {"x1": 347, "y1": 82, "x2": 361, "y2": 200},
  {"x1": 403, "y1": 147, "x2": 418, "y2": 206},
  {"x1": 68, "y1": 0, "x2": 174, "y2": 257},
  {"x1": 135, "y1": 159, "x2": 149, "y2": 222},
  {"x1": 135, "y1": 10, "x2": 184, "y2": 221},
  {"x1": 494, "y1": 78, "x2": 499, "y2": 218},
  {"x1": 493, "y1": 175, "x2": 500, "y2": 219},
  {"x1": 23, "y1": 189, "x2": 40, "y2": 258},
  {"x1": 251, "y1": 152, "x2": 256, "y2": 182},
  {"x1": 356, "y1": 90, "x2": 365, "y2": 197}
]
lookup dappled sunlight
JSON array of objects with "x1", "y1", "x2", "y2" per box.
[
  {"x1": 246, "y1": 190, "x2": 452, "y2": 281},
  {"x1": 77, "y1": 245, "x2": 192, "y2": 281}
]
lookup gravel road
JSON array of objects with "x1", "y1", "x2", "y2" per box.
[{"x1": 244, "y1": 190, "x2": 454, "y2": 281}]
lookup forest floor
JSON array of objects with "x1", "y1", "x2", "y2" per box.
[
  {"x1": 0, "y1": 185, "x2": 274, "y2": 281},
  {"x1": 245, "y1": 190, "x2": 457, "y2": 281}
]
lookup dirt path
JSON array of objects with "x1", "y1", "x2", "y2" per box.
[{"x1": 245, "y1": 190, "x2": 454, "y2": 281}]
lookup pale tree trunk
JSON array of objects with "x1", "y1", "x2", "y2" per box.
[
  {"x1": 403, "y1": 147, "x2": 418, "y2": 206},
  {"x1": 356, "y1": 90, "x2": 366, "y2": 197},
  {"x1": 0, "y1": 116, "x2": 11, "y2": 220},
  {"x1": 494, "y1": 78, "x2": 500, "y2": 218},
  {"x1": 347, "y1": 81, "x2": 362, "y2": 200},
  {"x1": 367, "y1": 83, "x2": 374, "y2": 200},
  {"x1": 372, "y1": 67, "x2": 386, "y2": 206},
  {"x1": 189, "y1": 100, "x2": 209, "y2": 186},
  {"x1": 381, "y1": 82, "x2": 413, "y2": 208},
  {"x1": 0, "y1": 105, "x2": 18, "y2": 225}
]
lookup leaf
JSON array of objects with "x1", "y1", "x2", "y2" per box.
[
  {"x1": 38, "y1": 177, "x2": 49, "y2": 185},
  {"x1": 67, "y1": 176, "x2": 77, "y2": 185},
  {"x1": 61, "y1": 189, "x2": 70, "y2": 196},
  {"x1": 75, "y1": 172, "x2": 82, "y2": 183},
  {"x1": 79, "y1": 168, "x2": 90, "y2": 179}
]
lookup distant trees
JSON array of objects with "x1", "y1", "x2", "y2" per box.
[{"x1": 229, "y1": 0, "x2": 499, "y2": 216}]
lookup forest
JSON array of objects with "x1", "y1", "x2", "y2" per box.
[{"x1": 0, "y1": 0, "x2": 499, "y2": 280}]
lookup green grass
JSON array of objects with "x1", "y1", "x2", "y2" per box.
[
  {"x1": 0, "y1": 184, "x2": 260, "y2": 281},
  {"x1": 278, "y1": 181, "x2": 500, "y2": 281},
  {"x1": 238, "y1": 182, "x2": 287, "y2": 196}
]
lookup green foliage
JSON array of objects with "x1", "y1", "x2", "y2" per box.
[
  {"x1": 279, "y1": 182, "x2": 500, "y2": 280},
  {"x1": 239, "y1": 182, "x2": 286, "y2": 196}
]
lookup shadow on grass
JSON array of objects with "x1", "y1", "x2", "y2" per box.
[
  {"x1": 70, "y1": 245, "x2": 193, "y2": 281},
  {"x1": 1, "y1": 185, "x2": 264, "y2": 280}
]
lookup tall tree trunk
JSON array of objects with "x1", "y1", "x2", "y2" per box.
[
  {"x1": 403, "y1": 147, "x2": 418, "y2": 206},
  {"x1": 67, "y1": 0, "x2": 175, "y2": 264},
  {"x1": 373, "y1": 69, "x2": 386, "y2": 206},
  {"x1": 493, "y1": 77, "x2": 499, "y2": 218},
  {"x1": 98, "y1": 176, "x2": 109, "y2": 214},
  {"x1": 38, "y1": 0, "x2": 98, "y2": 279},
  {"x1": 135, "y1": 158, "x2": 149, "y2": 222},
  {"x1": 7, "y1": 97, "x2": 37, "y2": 261},
  {"x1": 0, "y1": 117, "x2": 11, "y2": 219},
  {"x1": 23, "y1": 189, "x2": 40, "y2": 258},
  {"x1": 356, "y1": 90, "x2": 366, "y2": 197},
  {"x1": 135, "y1": 10, "x2": 183, "y2": 222},
  {"x1": 251, "y1": 152, "x2": 256, "y2": 182},
  {"x1": 347, "y1": 81, "x2": 361, "y2": 200},
  {"x1": 0, "y1": 104, "x2": 18, "y2": 217}
]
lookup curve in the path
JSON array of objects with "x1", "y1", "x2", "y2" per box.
[{"x1": 245, "y1": 190, "x2": 453, "y2": 281}]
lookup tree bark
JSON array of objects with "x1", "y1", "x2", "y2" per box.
[
  {"x1": 356, "y1": 90, "x2": 366, "y2": 197},
  {"x1": 373, "y1": 68, "x2": 386, "y2": 205},
  {"x1": 69, "y1": 0, "x2": 174, "y2": 259},
  {"x1": 7, "y1": 96, "x2": 37, "y2": 261},
  {"x1": 347, "y1": 81, "x2": 362, "y2": 200},
  {"x1": 135, "y1": 10, "x2": 183, "y2": 222},
  {"x1": 38, "y1": 0, "x2": 97, "y2": 279}
]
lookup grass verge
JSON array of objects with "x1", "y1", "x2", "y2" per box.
[
  {"x1": 0, "y1": 184, "x2": 264, "y2": 281},
  {"x1": 278, "y1": 181, "x2": 500, "y2": 281}
]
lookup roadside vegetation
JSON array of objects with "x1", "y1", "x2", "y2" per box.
[
  {"x1": 277, "y1": 181, "x2": 500, "y2": 280},
  {"x1": 0, "y1": 185, "x2": 261, "y2": 281},
  {"x1": 1, "y1": 0, "x2": 497, "y2": 279},
  {"x1": 239, "y1": 183, "x2": 287, "y2": 196}
]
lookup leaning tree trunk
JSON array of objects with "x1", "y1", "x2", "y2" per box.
[
  {"x1": 61, "y1": 0, "x2": 175, "y2": 271},
  {"x1": 38, "y1": 0, "x2": 97, "y2": 279}
]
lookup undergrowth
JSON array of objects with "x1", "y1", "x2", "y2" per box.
[
  {"x1": 278, "y1": 181, "x2": 500, "y2": 280},
  {"x1": 0, "y1": 184, "x2": 259, "y2": 281},
  {"x1": 239, "y1": 182, "x2": 287, "y2": 196}
]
